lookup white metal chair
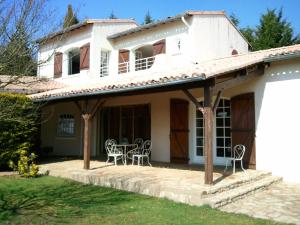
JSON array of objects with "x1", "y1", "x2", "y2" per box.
[
  {"x1": 132, "y1": 140, "x2": 152, "y2": 167},
  {"x1": 127, "y1": 138, "x2": 144, "y2": 161},
  {"x1": 224, "y1": 144, "x2": 246, "y2": 173},
  {"x1": 105, "y1": 139, "x2": 124, "y2": 166}
]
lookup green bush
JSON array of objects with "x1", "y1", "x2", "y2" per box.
[
  {"x1": 8, "y1": 143, "x2": 39, "y2": 177},
  {"x1": 0, "y1": 92, "x2": 39, "y2": 169}
]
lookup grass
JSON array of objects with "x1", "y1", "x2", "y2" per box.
[{"x1": 0, "y1": 176, "x2": 285, "y2": 225}]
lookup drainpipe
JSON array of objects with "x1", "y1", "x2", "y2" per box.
[{"x1": 181, "y1": 16, "x2": 190, "y2": 28}]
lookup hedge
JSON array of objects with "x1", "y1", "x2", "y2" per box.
[{"x1": 0, "y1": 92, "x2": 39, "y2": 169}]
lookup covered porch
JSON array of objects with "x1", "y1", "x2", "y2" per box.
[{"x1": 37, "y1": 53, "x2": 267, "y2": 185}]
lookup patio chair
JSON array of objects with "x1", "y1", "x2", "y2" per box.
[
  {"x1": 105, "y1": 139, "x2": 124, "y2": 166},
  {"x1": 224, "y1": 144, "x2": 246, "y2": 173},
  {"x1": 132, "y1": 140, "x2": 152, "y2": 167},
  {"x1": 126, "y1": 138, "x2": 143, "y2": 161}
]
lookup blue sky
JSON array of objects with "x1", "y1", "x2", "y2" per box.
[{"x1": 48, "y1": 0, "x2": 300, "y2": 35}]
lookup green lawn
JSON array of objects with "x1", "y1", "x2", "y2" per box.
[{"x1": 0, "y1": 176, "x2": 284, "y2": 225}]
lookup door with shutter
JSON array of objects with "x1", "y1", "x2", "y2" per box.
[
  {"x1": 231, "y1": 93, "x2": 256, "y2": 169},
  {"x1": 153, "y1": 39, "x2": 166, "y2": 55},
  {"x1": 54, "y1": 52, "x2": 62, "y2": 78},
  {"x1": 80, "y1": 43, "x2": 90, "y2": 70},
  {"x1": 170, "y1": 99, "x2": 189, "y2": 164},
  {"x1": 118, "y1": 49, "x2": 130, "y2": 73}
]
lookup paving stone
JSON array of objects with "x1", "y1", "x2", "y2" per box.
[{"x1": 221, "y1": 182, "x2": 300, "y2": 225}]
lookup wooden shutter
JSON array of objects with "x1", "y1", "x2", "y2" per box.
[
  {"x1": 153, "y1": 39, "x2": 166, "y2": 55},
  {"x1": 231, "y1": 93, "x2": 256, "y2": 169},
  {"x1": 54, "y1": 52, "x2": 62, "y2": 78},
  {"x1": 80, "y1": 43, "x2": 90, "y2": 70},
  {"x1": 118, "y1": 49, "x2": 130, "y2": 73},
  {"x1": 170, "y1": 99, "x2": 189, "y2": 164}
]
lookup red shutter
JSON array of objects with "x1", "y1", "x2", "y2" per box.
[
  {"x1": 80, "y1": 43, "x2": 90, "y2": 70},
  {"x1": 54, "y1": 52, "x2": 62, "y2": 78},
  {"x1": 231, "y1": 93, "x2": 256, "y2": 169},
  {"x1": 153, "y1": 39, "x2": 166, "y2": 55},
  {"x1": 118, "y1": 49, "x2": 130, "y2": 74}
]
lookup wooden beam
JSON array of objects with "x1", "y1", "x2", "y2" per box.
[
  {"x1": 82, "y1": 113, "x2": 92, "y2": 170},
  {"x1": 182, "y1": 89, "x2": 204, "y2": 113},
  {"x1": 91, "y1": 100, "x2": 105, "y2": 118},
  {"x1": 213, "y1": 90, "x2": 223, "y2": 113},
  {"x1": 204, "y1": 85, "x2": 214, "y2": 185},
  {"x1": 74, "y1": 101, "x2": 83, "y2": 113},
  {"x1": 214, "y1": 64, "x2": 264, "y2": 93}
]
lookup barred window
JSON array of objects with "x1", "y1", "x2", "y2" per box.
[{"x1": 57, "y1": 114, "x2": 75, "y2": 137}]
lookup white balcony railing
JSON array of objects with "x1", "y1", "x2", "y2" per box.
[
  {"x1": 118, "y1": 62, "x2": 130, "y2": 74},
  {"x1": 118, "y1": 56, "x2": 155, "y2": 74},
  {"x1": 100, "y1": 65, "x2": 109, "y2": 77},
  {"x1": 135, "y1": 56, "x2": 155, "y2": 71}
]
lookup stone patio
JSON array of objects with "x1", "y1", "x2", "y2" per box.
[
  {"x1": 221, "y1": 182, "x2": 300, "y2": 225},
  {"x1": 38, "y1": 159, "x2": 281, "y2": 208}
]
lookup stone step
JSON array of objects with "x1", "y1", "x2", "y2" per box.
[
  {"x1": 203, "y1": 175, "x2": 282, "y2": 208},
  {"x1": 202, "y1": 171, "x2": 272, "y2": 197}
]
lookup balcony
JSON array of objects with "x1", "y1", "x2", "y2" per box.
[{"x1": 135, "y1": 56, "x2": 155, "y2": 71}]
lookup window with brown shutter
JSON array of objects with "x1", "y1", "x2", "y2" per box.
[
  {"x1": 54, "y1": 52, "x2": 62, "y2": 78},
  {"x1": 153, "y1": 39, "x2": 166, "y2": 55},
  {"x1": 80, "y1": 43, "x2": 90, "y2": 70},
  {"x1": 118, "y1": 49, "x2": 130, "y2": 73}
]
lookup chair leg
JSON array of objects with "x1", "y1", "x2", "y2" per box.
[
  {"x1": 147, "y1": 157, "x2": 152, "y2": 167},
  {"x1": 233, "y1": 159, "x2": 236, "y2": 174},
  {"x1": 114, "y1": 156, "x2": 117, "y2": 166},
  {"x1": 132, "y1": 156, "x2": 134, "y2": 165},
  {"x1": 224, "y1": 159, "x2": 228, "y2": 172},
  {"x1": 141, "y1": 157, "x2": 144, "y2": 166},
  {"x1": 241, "y1": 160, "x2": 246, "y2": 173},
  {"x1": 106, "y1": 157, "x2": 110, "y2": 164},
  {"x1": 137, "y1": 157, "x2": 140, "y2": 167}
]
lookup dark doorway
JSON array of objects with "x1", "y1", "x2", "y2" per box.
[{"x1": 99, "y1": 104, "x2": 151, "y2": 154}]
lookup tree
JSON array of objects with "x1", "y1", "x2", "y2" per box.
[
  {"x1": 0, "y1": 0, "x2": 59, "y2": 87},
  {"x1": 109, "y1": 11, "x2": 117, "y2": 19},
  {"x1": 63, "y1": 4, "x2": 79, "y2": 28},
  {"x1": 144, "y1": 11, "x2": 154, "y2": 24},
  {"x1": 229, "y1": 13, "x2": 239, "y2": 27},
  {"x1": 253, "y1": 9, "x2": 298, "y2": 50}
]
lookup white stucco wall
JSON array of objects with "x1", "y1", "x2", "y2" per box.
[
  {"x1": 189, "y1": 14, "x2": 249, "y2": 62},
  {"x1": 223, "y1": 58, "x2": 300, "y2": 183}
]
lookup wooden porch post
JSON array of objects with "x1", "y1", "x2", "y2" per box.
[
  {"x1": 203, "y1": 85, "x2": 214, "y2": 185},
  {"x1": 82, "y1": 114, "x2": 92, "y2": 169},
  {"x1": 75, "y1": 99, "x2": 105, "y2": 170}
]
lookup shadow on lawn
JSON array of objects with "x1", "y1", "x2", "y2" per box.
[{"x1": 0, "y1": 177, "x2": 141, "y2": 223}]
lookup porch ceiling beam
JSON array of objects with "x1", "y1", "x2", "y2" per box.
[
  {"x1": 214, "y1": 63, "x2": 264, "y2": 94},
  {"x1": 182, "y1": 89, "x2": 204, "y2": 113}
]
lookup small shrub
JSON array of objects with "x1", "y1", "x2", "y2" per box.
[{"x1": 9, "y1": 143, "x2": 39, "y2": 177}]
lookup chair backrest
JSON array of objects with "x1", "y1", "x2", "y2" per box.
[
  {"x1": 105, "y1": 139, "x2": 117, "y2": 154},
  {"x1": 133, "y1": 138, "x2": 144, "y2": 148},
  {"x1": 233, "y1": 144, "x2": 246, "y2": 160},
  {"x1": 142, "y1": 140, "x2": 152, "y2": 156}
]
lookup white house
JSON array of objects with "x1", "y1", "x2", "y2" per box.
[{"x1": 32, "y1": 11, "x2": 300, "y2": 183}]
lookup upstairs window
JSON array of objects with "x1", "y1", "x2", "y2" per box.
[
  {"x1": 100, "y1": 50, "x2": 110, "y2": 77},
  {"x1": 68, "y1": 49, "x2": 80, "y2": 75},
  {"x1": 57, "y1": 114, "x2": 75, "y2": 137}
]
